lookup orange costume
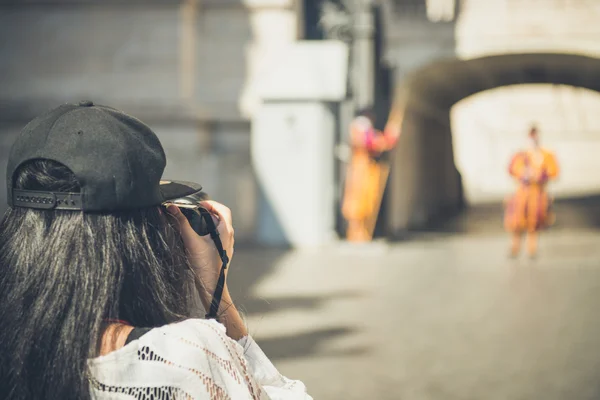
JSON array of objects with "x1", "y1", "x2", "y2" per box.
[
  {"x1": 504, "y1": 147, "x2": 559, "y2": 256},
  {"x1": 342, "y1": 116, "x2": 399, "y2": 242}
]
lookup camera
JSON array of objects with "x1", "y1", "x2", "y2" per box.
[{"x1": 164, "y1": 191, "x2": 213, "y2": 237}]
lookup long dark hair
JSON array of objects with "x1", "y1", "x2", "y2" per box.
[{"x1": 0, "y1": 159, "x2": 200, "y2": 400}]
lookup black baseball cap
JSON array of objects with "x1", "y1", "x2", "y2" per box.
[{"x1": 6, "y1": 101, "x2": 202, "y2": 211}]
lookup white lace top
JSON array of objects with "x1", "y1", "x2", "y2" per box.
[{"x1": 88, "y1": 319, "x2": 313, "y2": 400}]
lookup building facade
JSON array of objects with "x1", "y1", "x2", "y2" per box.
[{"x1": 2, "y1": 0, "x2": 600, "y2": 242}]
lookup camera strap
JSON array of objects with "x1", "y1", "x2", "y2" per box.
[{"x1": 200, "y1": 211, "x2": 229, "y2": 320}]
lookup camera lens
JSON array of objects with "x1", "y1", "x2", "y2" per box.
[{"x1": 180, "y1": 208, "x2": 210, "y2": 236}]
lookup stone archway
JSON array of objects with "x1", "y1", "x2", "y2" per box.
[{"x1": 387, "y1": 53, "x2": 600, "y2": 235}]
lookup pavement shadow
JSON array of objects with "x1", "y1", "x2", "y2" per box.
[
  {"x1": 236, "y1": 290, "x2": 364, "y2": 316},
  {"x1": 227, "y1": 247, "x2": 369, "y2": 361},
  {"x1": 226, "y1": 246, "x2": 289, "y2": 305},
  {"x1": 248, "y1": 327, "x2": 369, "y2": 362}
]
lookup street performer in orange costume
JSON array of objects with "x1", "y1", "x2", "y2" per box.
[
  {"x1": 504, "y1": 125, "x2": 559, "y2": 258},
  {"x1": 342, "y1": 108, "x2": 400, "y2": 242}
]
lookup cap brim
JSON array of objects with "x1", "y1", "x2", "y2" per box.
[{"x1": 159, "y1": 180, "x2": 203, "y2": 202}]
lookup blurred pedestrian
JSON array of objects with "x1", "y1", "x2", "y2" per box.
[
  {"x1": 504, "y1": 124, "x2": 559, "y2": 258},
  {"x1": 342, "y1": 108, "x2": 400, "y2": 242}
]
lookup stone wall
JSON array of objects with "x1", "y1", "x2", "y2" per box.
[
  {"x1": 0, "y1": 0, "x2": 300, "y2": 243},
  {"x1": 380, "y1": 0, "x2": 461, "y2": 233}
]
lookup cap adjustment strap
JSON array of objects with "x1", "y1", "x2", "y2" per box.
[{"x1": 12, "y1": 189, "x2": 83, "y2": 210}]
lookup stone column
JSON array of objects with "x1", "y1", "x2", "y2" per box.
[
  {"x1": 319, "y1": 0, "x2": 376, "y2": 111},
  {"x1": 351, "y1": 0, "x2": 375, "y2": 110},
  {"x1": 239, "y1": 0, "x2": 299, "y2": 118}
]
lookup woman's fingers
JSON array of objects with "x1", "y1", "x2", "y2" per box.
[
  {"x1": 166, "y1": 204, "x2": 190, "y2": 233},
  {"x1": 166, "y1": 201, "x2": 235, "y2": 259},
  {"x1": 198, "y1": 201, "x2": 235, "y2": 256},
  {"x1": 199, "y1": 201, "x2": 232, "y2": 227},
  {"x1": 166, "y1": 205, "x2": 212, "y2": 255}
]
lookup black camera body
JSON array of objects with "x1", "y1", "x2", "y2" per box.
[{"x1": 164, "y1": 191, "x2": 212, "y2": 236}]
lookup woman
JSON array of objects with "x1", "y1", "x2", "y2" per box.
[
  {"x1": 0, "y1": 101, "x2": 312, "y2": 400},
  {"x1": 504, "y1": 125, "x2": 559, "y2": 258},
  {"x1": 342, "y1": 108, "x2": 400, "y2": 242}
]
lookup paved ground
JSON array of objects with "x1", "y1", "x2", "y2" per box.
[{"x1": 228, "y1": 201, "x2": 600, "y2": 400}]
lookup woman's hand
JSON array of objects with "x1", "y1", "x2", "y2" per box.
[
  {"x1": 167, "y1": 201, "x2": 247, "y2": 340},
  {"x1": 166, "y1": 201, "x2": 235, "y2": 305}
]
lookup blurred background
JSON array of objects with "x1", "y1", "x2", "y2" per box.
[{"x1": 2, "y1": 0, "x2": 600, "y2": 399}]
